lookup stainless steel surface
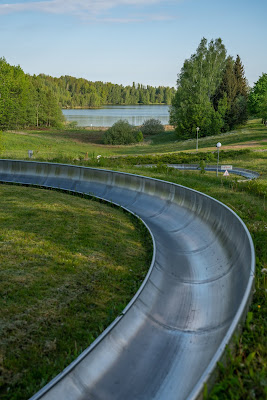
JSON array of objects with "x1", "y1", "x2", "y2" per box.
[
  {"x1": 0, "y1": 160, "x2": 255, "y2": 400},
  {"x1": 141, "y1": 163, "x2": 260, "y2": 180}
]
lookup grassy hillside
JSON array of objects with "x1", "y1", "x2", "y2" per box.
[
  {"x1": 0, "y1": 118, "x2": 266, "y2": 399},
  {"x1": 0, "y1": 185, "x2": 152, "y2": 399},
  {"x1": 1, "y1": 119, "x2": 266, "y2": 161}
]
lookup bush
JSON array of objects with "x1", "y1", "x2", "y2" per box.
[
  {"x1": 66, "y1": 121, "x2": 78, "y2": 129},
  {"x1": 140, "y1": 119, "x2": 164, "y2": 135},
  {"x1": 108, "y1": 149, "x2": 252, "y2": 166},
  {"x1": 135, "y1": 131, "x2": 144, "y2": 142},
  {"x1": 199, "y1": 160, "x2": 206, "y2": 174},
  {"x1": 103, "y1": 120, "x2": 143, "y2": 145}
]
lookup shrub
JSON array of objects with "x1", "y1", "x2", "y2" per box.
[
  {"x1": 108, "y1": 149, "x2": 251, "y2": 166},
  {"x1": 205, "y1": 153, "x2": 216, "y2": 163},
  {"x1": 66, "y1": 121, "x2": 78, "y2": 129},
  {"x1": 135, "y1": 131, "x2": 144, "y2": 143},
  {"x1": 199, "y1": 160, "x2": 206, "y2": 174},
  {"x1": 103, "y1": 120, "x2": 143, "y2": 145},
  {"x1": 140, "y1": 119, "x2": 164, "y2": 135},
  {"x1": 238, "y1": 179, "x2": 267, "y2": 198}
]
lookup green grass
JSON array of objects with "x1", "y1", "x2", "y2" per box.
[
  {"x1": 144, "y1": 119, "x2": 267, "y2": 154},
  {"x1": 0, "y1": 185, "x2": 152, "y2": 400},
  {"x1": 0, "y1": 129, "x2": 114, "y2": 160},
  {"x1": 1, "y1": 119, "x2": 266, "y2": 161}
]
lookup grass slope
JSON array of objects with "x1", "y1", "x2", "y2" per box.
[
  {"x1": 0, "y1": 185, "x2": 152, "y2": 400},
  {"x1": 0, "y1": 118, "x2": 266, "y2": 399},
  {"x1": 1, "y1": 119, "x2": 266, "y2": 161}
]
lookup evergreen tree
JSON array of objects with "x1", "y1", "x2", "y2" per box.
[
  {"x1": 213, "y1": 57, "x2": 237, "y2": 131},
  {"x1": 233, "y1": 55, "x2": 248, "y2": 125},
  {"x1": 215, "y1": 55, "x2": 248, "y2": 129},
  {"x1": 234, "y1": 55, "x2": 248, "y2": 97},
  {"x1": 213, "y1": 58, "x2": 236, "y2": 108}
]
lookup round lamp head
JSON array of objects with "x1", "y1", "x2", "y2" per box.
[{"x1": 216, "y1": 142, "x2": 222, "y2": 148}]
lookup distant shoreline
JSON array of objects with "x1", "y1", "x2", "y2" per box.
[
  {"x1": 81, "y1": 124, "x2": 175, "y2": 131},
  {"x1": 62, "y1": 104, "x2": 171, "y2": 110}
]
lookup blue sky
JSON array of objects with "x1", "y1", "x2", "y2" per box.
[{"x1": 0, "y1": 0, "x2": 266, "y2": 88}]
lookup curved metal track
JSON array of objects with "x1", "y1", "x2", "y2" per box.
[
  {"x1": 139, "y1": 164, "x2": 260, "y2": 180},
  {"x1": 0, "y1": 160, "x2": 255, "y2": 400},
  {"x1": 168, "y1": 164, "x2": 260, "y2": 179}
]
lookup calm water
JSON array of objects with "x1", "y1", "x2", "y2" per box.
[{"x1": 62, "y1": 105, "x2": 170, "y2": 127}]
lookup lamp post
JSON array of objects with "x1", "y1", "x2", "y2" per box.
[
  {"x1": 216, "y1": 142, "x2": 221, "y2": 177},
  {"x1": 196, "y1": 127, "x2": 200, "y2": 151}
]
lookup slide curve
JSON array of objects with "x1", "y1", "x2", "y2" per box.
[{"x1": 0, "y1": 160, "x2": 255, "y2": 400}]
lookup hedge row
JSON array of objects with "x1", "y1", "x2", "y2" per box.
[{"x1": 111, "y1": 149, "x2": 251, "y2": 166}]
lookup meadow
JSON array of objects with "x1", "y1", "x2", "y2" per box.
[
  {"x1": 1, "y1": 119, "x2": 266, "y2": 161},
  {"x1": 0, "y1": 118, "x2": 266, "y2": 399},
  {"x1": 0, "y1": 185, "x2": 152, "y2": 399}
]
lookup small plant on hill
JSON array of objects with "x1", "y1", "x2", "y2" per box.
[
  {"x1": 103, "y1": 120, "x2": 143, "y2": 145},
  {"x1": 66, "y1": 121, "x2": 78, "y2": 129},
  {"x1": 140, "y1": 119, "x2": 164, "y2": 135},
  {"x1": 135, "y1": 130, "x2": 144, "y2": 142},
  {"x1": 199, "y1": 160, "x2": 206, "y2": 174}
]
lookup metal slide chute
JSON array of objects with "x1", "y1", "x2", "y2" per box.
[{"x1": 0, "y1": 160, "x2": 255, "y2": 400}]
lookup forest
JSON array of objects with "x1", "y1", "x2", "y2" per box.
[
  {"x1": 38, "y1": 75, "x2": 176, "y2": 108},
  {"x1": 0, "y1": 57, "x2": 175, "y2": 130}
]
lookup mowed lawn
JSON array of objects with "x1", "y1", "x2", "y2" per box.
[
  {"x1": 1, "y1": 119, "x2": 266, "y2": 161},
  {"x1": 0, "y1": 185, "x2": 152, "y2": 400}
]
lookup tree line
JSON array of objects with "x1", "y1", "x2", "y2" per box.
[
  {"x1": 170, "y1": 38, "x2": 250, "y2": 138},
  {"x1": 37, "y1": 74, "x2": 176, "y2": 108},
  {"x1": 0, "y1": 57, "x2": 175, "y2": 130}
]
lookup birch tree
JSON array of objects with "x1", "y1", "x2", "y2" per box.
[{"x1": 170, "y1": 38, "x2": 228, "y2": 137}]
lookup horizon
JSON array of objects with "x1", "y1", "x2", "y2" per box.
[{"x1": 1, "y1": 0, "x2": 266, "y2": 88}]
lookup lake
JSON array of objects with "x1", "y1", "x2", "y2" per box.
[{"x1": 62, "y1": 105, "x2": 170, "y2": 127}]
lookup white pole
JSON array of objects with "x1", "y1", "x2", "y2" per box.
[
  {"x1": 216, "y1": 142, "x2": 222, "y2": 177},
  {"x1": 196, "y1": 127, "x2": 200, "y2": 151}
]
